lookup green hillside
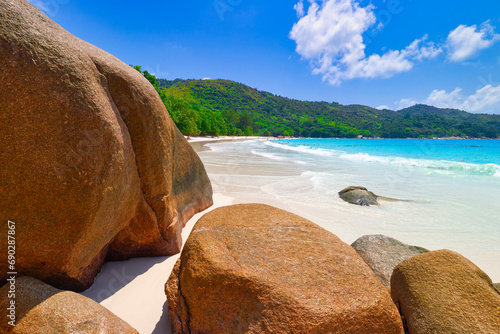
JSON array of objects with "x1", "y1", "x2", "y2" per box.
[{"x1": 137, "y1": 67, "x2": 500, "y2": 138}]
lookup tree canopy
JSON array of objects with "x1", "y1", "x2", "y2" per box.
[{"x1": 132, "y1": 66, "x2": 500, "y2": 138}]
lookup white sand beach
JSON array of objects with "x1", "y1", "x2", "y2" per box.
[{"x1": 187, "y1": 135, "x2": 275, "y2": 142}]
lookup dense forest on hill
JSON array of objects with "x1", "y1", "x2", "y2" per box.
[{"x1": 134, "y1": 66, "x2": 500, "y2": 138}]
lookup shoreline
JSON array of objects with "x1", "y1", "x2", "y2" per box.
[
  {"x1": 186, "y1": 135, "x2": 276, "y2": 143},
  {"x1": 80, "y1": 138, "x2": 499, "y2": 334},
  {"x1": 186, "y1": 135, "x2": 500, "y2": 142}
]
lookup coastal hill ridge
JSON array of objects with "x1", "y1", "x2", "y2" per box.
[{"x1": 152, "y1": 77, "x2": 500, "y2": 138}]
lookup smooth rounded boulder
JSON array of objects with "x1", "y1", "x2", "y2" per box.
[
  {"x1": 351, "y1": 234, "x2": 428, "y2": 289},
  {"x1": 339, "y1": 186, "x2": 407, "y2": 206},
  {"x1": 391, "y1": 249, "x2": 500, "y2": 333},
  {"x1": 0, "y1": 0, "x2": 212, "y2": 291},
  {"x1": 0, "y1": 276, "x2": 138, "y2": 333},
  {"x1": 166, "y1": 204, "x2": 404, "y2": 333},
  {"x1": 339, "y1": 186, "x2": 379, "y2": 206}
]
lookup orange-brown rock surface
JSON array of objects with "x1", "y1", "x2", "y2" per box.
[
  {"x1": 0, "y1": 0, "x2": 212, "y2": 291},
  {"x1": 0, "y1": 276, "x2": 138, "y2": 333},
  {"x1": 351, "y1": 234, "x2": 428, "y2": 289},
  {"x1": 166, "y1": 204, "x2": 404, "y2": 333},
  {"x1": 391, "y1": 249, "x2": 500, "y2": 333}
]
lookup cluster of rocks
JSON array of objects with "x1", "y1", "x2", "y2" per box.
[
  {"x1": 166, "y1": 204, "x2": 500, "y2": 333},
  {"x1": 166, "y1": 204, "x2": 404, "y2": 333},
  {"x1": 1, "y1": 1, "x2": 499, "y2": 333}
]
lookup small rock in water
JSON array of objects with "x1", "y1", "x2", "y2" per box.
[
  {"x1": 339, "y1": 186, "x2": 380, "y2": 206},
  {"x1": 339, "y1": 186, "x2": 407, "y2": 206}
]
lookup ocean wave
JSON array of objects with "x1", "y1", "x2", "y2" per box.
[
  {"x1": 250, "y1": 149, "x2": 286, "y2": 161},
  {"x1": 339, "y1": 153, "x2": 500, "y2": 177},
  {"x1": 204, "y1": 142, "x2": 230, "y2": 151},
  {"x1": 264, "y1": 141, "x2": 335, "y2": 156},
  {"x1": 268, "y1": 141, "x2": 500, "y2": 177}
]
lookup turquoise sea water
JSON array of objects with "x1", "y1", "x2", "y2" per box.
[
  {"x1": 199, "y1": 139, "x2": 500, "y2": 281},
  {"x1": 268, "y1": 138, "x2": 500, "y2": 177}
]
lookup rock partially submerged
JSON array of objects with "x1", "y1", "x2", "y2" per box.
[
  {"x1": 391, "y1": 249, "x2": 500, "y2": 333},
  {"x1": 339, "y1": 186, "x2": 409, "y2": 206},
  {"x1": 0, "y1": 0, "x2": 212, "y2": 291},
  {"x1": 351, "y1": 235, "x2": 428, "y2": 289},
  {"x1": 0, "y1": 277, "x2": 138, "y2": 333},
  {"x1": 339, "y1": 186, "x2": 380, "y2": 206},
  {"x1": 166, "y1": 204, "x2": 404, "y2": 333}
]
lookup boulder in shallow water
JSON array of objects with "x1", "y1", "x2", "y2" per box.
[
  {"x1": 0, "y1": 0, "x2": 212, "y2": 291},
  {"x1": 351, "y1": 234, "x2": 428, "y2": 289},
  {"x1": 391, "y1": 249, "x2": 500, "y2": 333},
  {"x1": 0, "y1": 276, "x2": 138, "y2": 333},
  {"x1": 339, "y1": 186, "x2": 380, "y2": 206},
  {"x1": 339, "y1": 186, "x2": 408, "y2": 206},
  {"x1": 166, "y1": 204, "x2": 404, "y2": 333}
]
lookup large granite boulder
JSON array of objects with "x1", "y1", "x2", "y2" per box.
[
  {"x1": 166, "y1": 204, "x2": 404, "y2": 333},
  {"x1": 391, "y1": 249, "x2": 500, "y2": 333},
  {"x1": 0, "y1": 276, "x2": 138, "y2": 333},
  {"x1": 0, "y1": 0, "x2": 212, "y2": 291},
  {"x1": 351, "y1": 235, "x2": 428, "y2": 289}
]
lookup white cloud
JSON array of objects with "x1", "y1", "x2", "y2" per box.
[
  {"x1": 446, "y1": 22, "x2": 499, "y2": 62},
  {"x1": 289, "y1": 0, "x2": 441, "y2": 85},
  {"x1": 294, "y1": 0, "x2": 305, "y2": 17},
  {"x1": 376, "y1": 105, "x2": 390, "y2": 110},
  {"x1": 344, "y1": 35, "x2": 441, "y2": 80},
  {"x1": 460, "y1": 85, "x2": 500, "y2": 113},
  {"x1": 396, "y1": 98, "x2": 418, "y2": 110},
  {"x1": 425, "y1": 88, "x2": 463, "y2": 108},
  {"x1": 397, "y1": 85, "x2": 500, "y2": 114}
]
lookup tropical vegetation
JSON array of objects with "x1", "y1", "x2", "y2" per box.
[{"x1": 133, "y1": 66, "x2": 500, "y2": 138}]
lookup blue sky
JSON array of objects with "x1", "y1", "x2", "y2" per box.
[{"x1": 29, "y1": 0, "x2": 500, "y2": 114}]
